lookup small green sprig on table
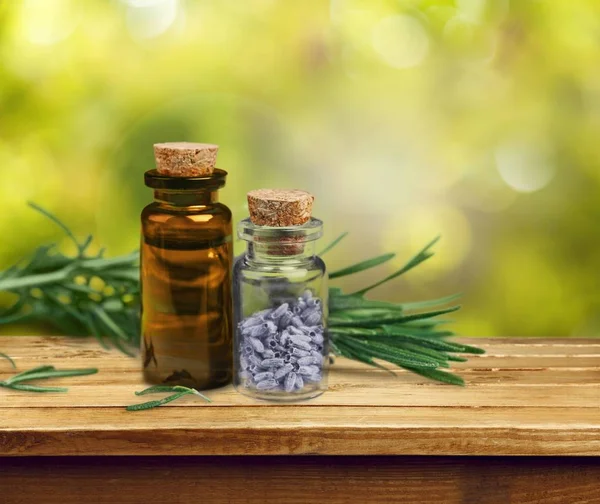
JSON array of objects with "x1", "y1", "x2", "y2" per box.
[
  {"x1": 0, "y1": 204, "x2": 484, "y2": 391},
  {"x1": 0, "y1": 353, "x2": 97, "y2": 392},
  {"x1": 126, "y1": 385, "x2": 212, "y2": 411}
]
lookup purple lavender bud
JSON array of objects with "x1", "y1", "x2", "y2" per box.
[
  {"x1": 265, "y1": 321, "x2": 278, "y2": 335},
  {"x1": 292, "y1": 347, "x2": 310, "y2": 358},
  {"x1": 267, "y1": 339, "x2": 278, "y2": 349},
  {"x1": 262, "y1": 349, "x2": 275, "y2": 359},
  {"x1": 243, "y1": 345, "x2": 254, "y2": 356},
  {"x1": 297, "y1": 356, "x2": 317, "y2": 366},
  {"x1": 273, "y1": 351, "x2": 282, "y2": 358},
  {"x1": 290, "y1": 332, "x2": 311, "y2": 343},
  {"x1": 284, "y1": 372, "x2": 297, "y2": 393},
  {"x1": 290, "y1": 316, "x2": 304, "y2": 329},
  {"x1": 274, "y1": 363, "x2": 294, "y2": 380},
  {"x1": 249, "y1": 338, "x2": 265, "y2": 353},
  {"x1": 280, "y1": 330, "x2": 291, "y2": 345},
  {"x1": 249, "y1": 365, "x2": 259, "y2": 373},
  {"x1": 290, "y1": 336, "x2": 312, "y2": 351},
  {"x1": 297, "y1": 298, "x2": 307, "y2": 310},
  {"x1": 247, "y1": 324, "x2": 268, "y2": 338},
  {"x1": 295, "y1": 375, "x2": 304, "y2": 389},
  {"x1": 256, "y1": 379, "x2": 279, "y2": 390},
  {"x1": 311, "y1": 332, "x2": 324, "y2": 345},
  {"x1": 302, "y1": 290, "x2": 313, "y2": 301},
  {"x1": 302, "y1": 309, "x2": 322, "y2": 327},
  {"x1": 279, "y1": 310, "x2": 294, "y2": 329},
  {"x1": 306, "y1": 297, "x2": 320, "y2": 308},
  {"x1": 288, "y1": 326, "x2": 304, "y2": 336},
  {"x1": 240, "y1": 315, "x2": 263, "y2": 330},
  {"x1": 248, "y1": 354, "x2": 262, "y2": 367},
  {"x1": 283, "y1": 353, "x2": 292, "y2": 363},
  {"x1": 310, "y1": 350, "x2": 324, "y2": 364},
  {"x1": 254, "y1": 371, "x2": 275, "y2": 382},
  {"x1": 261, "y1": 358, "x2": 285, "y2": 368},
  {"x1": 269, "y1": 303, "x2": 289, "y2": 320},
  {"x1": 304, "y1": 373, "x2": 322, "y2": 383},
  {"x1": 240, "y1": 355, "x2": 249, "y2": 370},
  {"x1": 255, "y1": 308, "x2": 274, "y2": 319},
  {"x1": 298, "y1": 365, "x2": 316, "y2": 376},
  {"x1": 293, "y1": 305, "x2": 303, "y2": 315}
]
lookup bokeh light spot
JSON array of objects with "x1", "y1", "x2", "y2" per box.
[
  {"x1": 125, "y1": 0, "x2": 179, "y2": 40},
  {"x1": 495, "y1": 138, "x2": 556, "y2": 193},
  {"x1": 372, "y1": 15, "x2": 429, "y2": 69},
  {"x1": 20, "y1": 0, "x2": 80, "y2": 45},
  {"x1": 384, "y1": 205, "x2": 472, "y2": 279}
]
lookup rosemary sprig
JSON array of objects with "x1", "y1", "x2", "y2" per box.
[
  {"x1": 0, "y1": 363, "x2": 98, "y2": 392},
  {"x1": 126, "y1": 385, "x2": 212, "y2": 411},
  {"x1": 324, "y1": 234, "x2": 484, "y2": 386},
  {"x1": 0, "y1": 203, "x2": 140, "y2": 352}
]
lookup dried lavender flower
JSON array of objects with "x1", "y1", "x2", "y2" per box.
[
  {"x1": 297, "y1": 356, "x2": 318, "y2": 366},
  {"x1": 249, "y1": 338, "x2": 265, "y2": 353},
  {"x1": 254, "y1": 371, "x2": 275, "y2": 382},
  {"x1": 269, "y1": 303, "x2": 289, "y2": 320},
  {"x1": 292, "y1": 347, "x2": 310, "y2": 358},
  {"x1": 261, "y1": 358, "x2": 285, "y2": 368},
  {"x1": 284, "y1": 372, "x2": 297, "y2": 392},
  {"x1": 274, "y1": 363, "x2": 294, "y2": 380},
  {"x1": 290, "y1": 337, "x2": 311, "y2": 351},
  {"x1": 256, "y1": 379, "x2": 279, "y2": 390}
]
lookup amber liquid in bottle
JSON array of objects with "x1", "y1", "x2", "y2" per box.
[{"x1": 141, "y1": 170, "x2": 233, "y2": 389}]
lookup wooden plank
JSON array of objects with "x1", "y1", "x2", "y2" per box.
[
  {"x1": 0, "y1": 455, "x2": 599, "y2": 504},
  {"x1": 1, "y1": 379, "x2": 599, "y2": 408},
  {"x1": 1, "y1": 407, "x2": 599, "y2": 456},
  {"x1": 1, "y1": 338, "x2": 599, "y2": 372}
]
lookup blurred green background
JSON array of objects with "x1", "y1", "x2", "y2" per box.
[{"x1": 0, "y1": 0, "x2": 599, "y2": 337}]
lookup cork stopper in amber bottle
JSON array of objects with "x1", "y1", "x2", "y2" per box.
[{"x1": 153, "y1": 142, "x2": 219, "y2": 177}]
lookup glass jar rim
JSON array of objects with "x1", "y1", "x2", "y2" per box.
[
  {"x1": 144, "y1": 169, "x2": 227, "y2": 190},
  {"x1": 238, "y1": 217, "x2": 323, "y2": 243}
]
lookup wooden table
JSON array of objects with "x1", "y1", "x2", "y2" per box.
[{"x1": 0, "y1": 337, "x2": 598, "y2": 503}]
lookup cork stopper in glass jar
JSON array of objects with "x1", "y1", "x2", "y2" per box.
[
  {"x1": 247, "y1": 189, "x2": 314, "y2": 227},
  {"x1": 153, "y1": 142, "x2": 219, "y2": 177}
]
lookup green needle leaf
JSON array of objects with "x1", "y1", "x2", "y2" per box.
[
  {"x1": 329, "y1": 253, "x2": 396, "y2": 280},
  {"x1": 28, "y1": 202, "x2": 80, "y2": 250},
  {"x1": 6, "y1": 368, "x2": 98, "y2": 385},
  {"x1": 4, "y1": 383, "x2": 69, "y2": 393},
  {"x1": 350, "y1": 236, "x2": 440, "y2": 296},
  {"x1": 319, "y1": 232, "x2": 349, "y2": 256},
  {"x1": 401, "y1": 367, "x2": 465, "y2": 386},
  {"x1": 0, "y1": 352, "x2": 16, "y2": 369}
]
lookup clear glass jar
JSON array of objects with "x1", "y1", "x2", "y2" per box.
[
  {"x1": 140, "y1": 169, "x2": 233, "y2": 390},
  {"x1": 233, "y1": 217, "x2": 328, "y2": 401}
]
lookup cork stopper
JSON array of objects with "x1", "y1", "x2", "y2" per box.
[
  {"x1": 153, "y1": 142, "x2": 218, "y2": 177},
  {"x1": 247, "y1": 189, "x2": 314, "y2": 227}
]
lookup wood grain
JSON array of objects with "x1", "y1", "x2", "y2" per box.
[
  {"x1": 1, "y1": 456, "x2": 599, "y2": 504},
  {"x1": 0, "y1": 337, "x2": 599, "y2": 457}
]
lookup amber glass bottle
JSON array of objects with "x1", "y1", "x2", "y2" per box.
[{"x1": 141, "y1": 169, "x2": 233, "y2": 389}]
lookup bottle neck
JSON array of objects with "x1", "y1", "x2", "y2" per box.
[
  {"x1": 154, "y1": 189, "x2": 219, "y2": 206},
  {"x1": 245, "y1": 241, "x2": 317, "y2": 265}
]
